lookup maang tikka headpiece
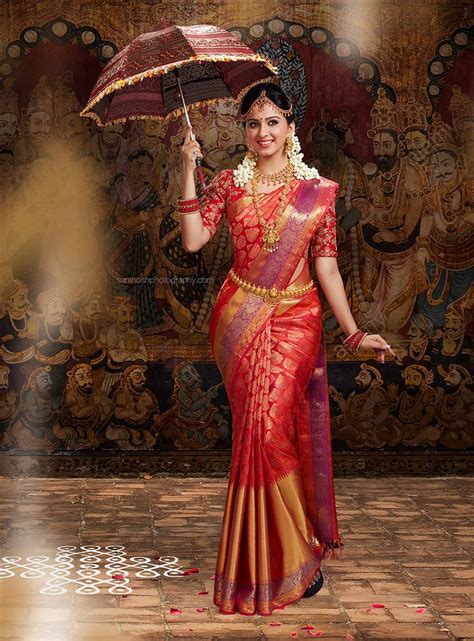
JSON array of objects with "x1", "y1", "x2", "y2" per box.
[{"x1": 237, "y1": 89, "x2": 293, "y2": 121}]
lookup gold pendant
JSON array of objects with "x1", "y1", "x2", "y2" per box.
[
  {"x1": 262, "y1": 226, "x2": 279, "y2": 252},
  {"x1": 263, "y1": 287, "x2": 283, "y2": 304}
]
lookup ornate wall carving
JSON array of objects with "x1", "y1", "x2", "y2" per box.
[{"x1": 0, "y1": 1, "x2": 472, "y2": 475}]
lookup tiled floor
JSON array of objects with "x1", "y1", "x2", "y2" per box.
[{"x1": 0, "y1": 476, "x2": 473, "y2": 641}]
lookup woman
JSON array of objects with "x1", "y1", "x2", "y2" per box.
[{"x1": 178, "y1": 83, "x2": 394, "y2": 616}]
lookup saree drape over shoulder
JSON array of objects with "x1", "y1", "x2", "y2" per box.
[{"x1": 198, "y1": 169, "x2": 342, "y2": 616}]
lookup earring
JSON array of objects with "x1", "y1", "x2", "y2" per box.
[{"x1": 247, "y1": 146, "x2": 258, "y2": 161}]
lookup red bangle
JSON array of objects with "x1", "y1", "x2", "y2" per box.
[
  {"x1": 177, "y1": 197, "x2": 199, "y2": 207},
  {"x1": 176, "y1": 198, "x2": 200, "y2": 215},
  {"x1": 343, "y1": 329, "x2": 368, "y2": 354}
]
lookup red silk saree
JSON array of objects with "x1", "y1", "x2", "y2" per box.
[{"x1": 199, "y1": 170, "x2": 341, "y2": 615}]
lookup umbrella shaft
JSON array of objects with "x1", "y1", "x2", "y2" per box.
[{"x1": 175, "y1": 72, "x2": 192, "y2": 130}]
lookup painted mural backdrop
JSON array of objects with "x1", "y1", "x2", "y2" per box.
[{"x1": 0, "y1": 14, "x2": 472, "y2": 470}]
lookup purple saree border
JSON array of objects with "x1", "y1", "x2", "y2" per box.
[
  {"x1": 255, "y1": 180, "x2": 321, "y2": 289},
  {"x1": 220, "y1": 295, "x2": 267, "y2": 376},
  {"x1": 308, "y1": 341, "x2": 340, "y2": 547}
]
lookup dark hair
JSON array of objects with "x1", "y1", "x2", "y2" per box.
[
  {"x1": 0, "y1": 148, "x2": 14, "y2": 158},
  {"x1": 127, "y1": 149, "x2": 154, "y2": 163},
  {"x1": 240, "y1": 82, "x2": 295, "y2": 124}
]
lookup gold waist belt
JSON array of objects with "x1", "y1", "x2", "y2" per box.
[{"x1": 228, "y1": 268, "x2": 314, "y2": 305}]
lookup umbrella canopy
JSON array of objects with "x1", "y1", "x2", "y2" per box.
[{"x1": 81, "y1": 24, "x2": 278, "y2": 126}]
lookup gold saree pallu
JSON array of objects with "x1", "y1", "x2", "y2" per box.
[{"x1": 209, "y1": 179, "x2": 342, "y2": 615}]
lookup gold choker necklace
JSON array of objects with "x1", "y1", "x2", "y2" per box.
[{"x1": 254, "y1": 163, "x2": 292, "y2": 186}]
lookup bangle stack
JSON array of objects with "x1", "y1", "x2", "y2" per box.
[
  {"x1": 177, "y1": 197, "x2": 200, "y2": 216},
  {"x1": 343, "y1": 328, "x2": 368, "y2": 354}
]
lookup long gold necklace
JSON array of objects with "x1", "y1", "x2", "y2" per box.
[{"x1": 251, "y1": 162, "x2": 294, "y2": 252}]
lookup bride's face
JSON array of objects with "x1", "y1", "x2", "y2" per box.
[{"x1": 245, "y1": 102, "x2": 293, "y2": 159}]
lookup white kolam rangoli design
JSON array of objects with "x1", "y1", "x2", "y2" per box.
[{"x1": 0, "y1": 545, "x2": 184, "y2": 595}]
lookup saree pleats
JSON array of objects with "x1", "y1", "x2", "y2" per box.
[{"x1": 213, "y1": 292, "x2": 326, "y2": 615}]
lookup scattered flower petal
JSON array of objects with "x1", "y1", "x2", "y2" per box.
[
  {"x1": 416, "y1": 608, "x2": 426, "y2": 614},
  {"x1": 371, "y1": 603, "x2": 385, "y2": 608},
  {"x1": 269, "y1": 622, "x2": 281, "y2": 626},
  {"x1": 183, "y1": 567, "x2": 200, "y2": 575},
  {"x1": 112, "y1": 574, "x2": 124, "y2": 580},
  {"x1": 210, "y1": 575, "x2": 215, "y2": 580},
  {"x1": 169, "y1": 607, "x2": 182, "y2": 614},
  {"x1": 307, "y1": 633, "x2": 322, "y2": 638},
  {"x1": 346, "y1": 635, "x2": 355, "y2": 641},
  {"x1": 301, "y1": 625, "x2": 315, "y2": 630},
  {"x1": 291, "y1": 633, "x2": 297, "y2": 639},
  {"x1": 197, "y1": 591, "x2": 209, "y2": 595},
  {"x1": 196, "y1": 607, "x2": 205, "y2": 613}
]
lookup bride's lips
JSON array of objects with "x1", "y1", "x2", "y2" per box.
[{"x1": 257, "y1": 139, "x2": 274, "y2": 148}]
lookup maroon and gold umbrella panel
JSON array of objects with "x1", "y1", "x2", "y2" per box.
[{"x1": 81, "y1": 24, "x2": 278, "y2": 126}]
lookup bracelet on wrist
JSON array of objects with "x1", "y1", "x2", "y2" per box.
[
  {"x1": 177, "y1": 197, "x2": 199, "y2": 207},
  {"x1": 177, "y1": 197, "x2": 201, "y2": 216},
  {"x1": 342, "y1": 328, "x2": 368, "y2": 354}
]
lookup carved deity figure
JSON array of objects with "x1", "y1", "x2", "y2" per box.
[
  {"x1": 156, "y1": 361, "x2": 228, "y2": 449},
  {"x1": 390, "y1": 364, "x2": 438, "y2": 447},
  {"x1": 56, "y1": 362, "x2": 112, "y2": 449},
  {"x1": 0, "y1": 279, "x2": 39, "y2": 369},
  {"x1": 99, "y1": 296, "x2": 147, "y2": 396},
  {"x1": 330, "y1": 363, "x2": 392, "y2": 448},
  {"x1": 0, "y1": 79, "x2": 19, "y2": 150},
  {"x1": 3, "y1": 366, "x2": 60, "y2": 452},
  {"x1": 357, "y1": 89, "x2": 429, "y2": 334},
  {"x1": 0, "y1": 364, "x2": 16, "y2": 436},
  {"x1": 416, "y1": 112, "x2": 474, "y2": 328},
  {"x1": 105, "y1": 363, "x2": 158, "y2": 450},
  {"x1": 436, "y1": 364, "x2": 474, "y2": 449},
  {"x1": 14, "y1": 76, "x2": 53, "y2": 165}
]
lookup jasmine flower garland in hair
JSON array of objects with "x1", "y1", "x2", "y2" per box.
[
  {"x1": 233, "y1": 152, "x2": 256, "y2": 187},
  {"x1": 286, "y1": 130, "x2": 320, "y2": 181}
]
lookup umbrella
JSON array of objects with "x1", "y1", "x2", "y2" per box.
[{"x1": 80, "y1": 24, "x2": 278, "y2": 127}]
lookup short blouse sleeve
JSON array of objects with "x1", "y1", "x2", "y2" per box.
[
  {"x1": 199, "y1": 170, "x2": 233, "y2": 238},
  {"x1": 310, "y1": 183, "x2": 339, "y2": 258}
]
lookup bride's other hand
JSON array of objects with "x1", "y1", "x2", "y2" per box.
[{"x1": 360, "y1": 334, "x2": 396, "y2": 363}]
